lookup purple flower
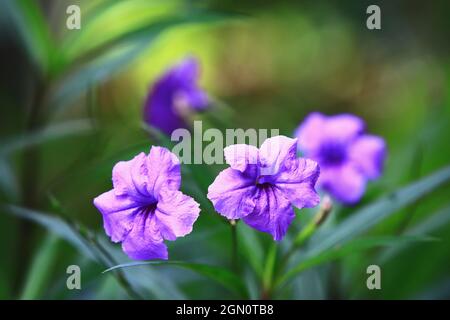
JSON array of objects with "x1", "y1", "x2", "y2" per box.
[
  {"x1": 294, "y1": 112, "x2": 386, "y2": 204},
  {"x1": 143, "y1": 57, "x2": 208, "y2": 135},
  {"x1": 207, "y1": 136, "x2": 320, "y2": 241},
  {"x1": 93, "y1": 146, "x2": 200, "y2": 260}
]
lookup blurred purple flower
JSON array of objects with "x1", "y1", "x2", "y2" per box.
[
  {"x1": 207, "y1": 136, "x2": 320, "y2": 241},
  {"x1": 93, "y1": 146, "x2": 200, "y2": 260},
  {"x1": 143, "y1": 57, "x2": 208, "y2": 135},
  {"x1": 295, "y1": 112, "x2": 386, "y2": 204}
]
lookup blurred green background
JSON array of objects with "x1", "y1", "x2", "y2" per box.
[{"x1": 0, "y1": 0, "x2": 449, "y2": 299}]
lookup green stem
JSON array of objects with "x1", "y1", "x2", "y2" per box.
[
  {"x1": 261, "y1": 243, "x2": 277, "y2": 299},
  {"x1": 230, "y1": 219, "x2": 238, "y2": 272},
  {"x1": 294, "y1": 219, "x2": 318, "y2": 247},
  {"x1": 279, "y1": 196, "x2": 333, "y2": 275}
]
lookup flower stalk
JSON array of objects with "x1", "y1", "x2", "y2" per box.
[
  {"x1": 261, "y1": 243, "x2": 277, "y2": 299},
  {"x1": 230, "y1": 219, "x2": 238, "y2": 272},
  {"x1": 293, "y1": 196, "x2": 333, "y2": 248},
  {"x1": 278, "y1": 196, "x2": 333, "y2": 276}
]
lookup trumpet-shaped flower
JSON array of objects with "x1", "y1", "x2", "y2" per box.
[
  {"x1": 93, "y1": 146, "x2": 200, "y2": 260},
  {"x1": 294, "y1": 112, "x2": 386, "y2": 204},
  {"x1": 143, "y1": 57, "x2": 208, "y2": 135},
  {"x1": 207, "y1": 136, "x2": 320, "y2": 241}
]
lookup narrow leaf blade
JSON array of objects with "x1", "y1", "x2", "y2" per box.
[{"x1": 103, "y1": 261, "x2": 248, "y2": 298}]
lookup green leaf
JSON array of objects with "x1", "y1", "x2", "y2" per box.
[
  {"x1": 308, "y1": 165, "x2": 450, "y2": 256},
  {"x1": 3, "y1": 0, "x2": 55, "y2": 73},
  {"x1": 60, "y1": 0, "x2": 181, "y2": 60},
  {"x1": 103, "y1": 261, "x2": 248, "y2": 298},
  {"x1": 2, "y1": 205, "x2": 95, "y2": 260},
  {"x1": 51, "y1": 37, "x2": 149, "y2": 112},
  {"x1": 62, "y1": 0, "x2": 240, "y2": 61},
  {"x1": 3, "y1": 204, "x2": 181, "y2": 299},
  {"x1": 262, "y1": 243, "x2": 277, "y2": 291},
  {"x1": 20, "y1": 234, "x2": 60, "y2": 299},
  {"x1": 379, "y1": 204, "x2": 450, "y2": 263},
  {"x1": 276, "y1": 235, "x2": 435, "y2": 287},
  {"x1": 0, "y1": 119, "x2": 93, "y2": 155},
  {"x1": 415, "y1": 278, "x2": 450, "y2": 300},
  {"x1": 238, "y1": 225, "x2": 264, "y2": 277},
  {"x1": 0, "y1": 158, "x2": 20, "y2": 201},
  {"x1": 51, "y1": 10, "x2": 237, "y2": 113}
]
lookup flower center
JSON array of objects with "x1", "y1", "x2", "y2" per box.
[
  {"x1": 319, "y1": 142, "x2": 347, "y2": 165},
  {"x1": 256, "y1": 174, "x2": 274, "y2": 188},
  {"x1": 142, "y1": 202, "x2": 158, "y2": 217},
  {"x1": 257, "y1": 182, "x2": 273, "y2": 190}
]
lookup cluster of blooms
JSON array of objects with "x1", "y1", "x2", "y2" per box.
[{"x1": 94, "y1": 58, "x2": 386, "y2": 260}]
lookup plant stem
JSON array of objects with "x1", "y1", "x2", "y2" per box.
[
  {"x1": 230, "y1": 219, "x2": 238, "y2": 272},
  {"x1": 261, "y1": 243, "x2": 277, "y2": 299},
  {"x1": 279, "y1": 197, "x2": 333, "y2": 274}
]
